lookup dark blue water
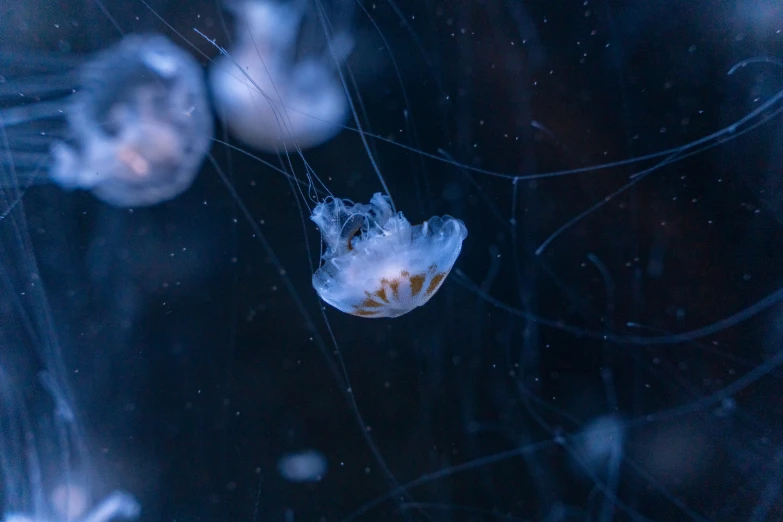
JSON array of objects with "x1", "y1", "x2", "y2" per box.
[{"x1": 1, "y1": 0, "x2": 782, "y2": 521}]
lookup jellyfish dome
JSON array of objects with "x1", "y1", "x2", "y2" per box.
[
  {"x1": 47, "y1": 33, "x2": 213, "y2": 207},
  {"x1": 209, "y1": 0, "x2": 353, "y2": 152},
  {"x1": 311, "y1": 193, "x2": 468, "y2": 318}
]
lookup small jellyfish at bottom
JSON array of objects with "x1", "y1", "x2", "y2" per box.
[
  {"x1": 209, "y1": 0, "x2": 353, "y2": 152},
  {"x1": 310, "y1": 193, "x2": 468, "y2": 318},
  {"x1": 0, "y1": 33, "x2": 213, "y2": 207}
]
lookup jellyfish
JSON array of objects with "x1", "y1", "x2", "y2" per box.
[
  {"x1": 0, "y1": 33, "x2": 213, "y2": 207},
  {"x1": 209, "y1": 0, "x2": 353, "y2": 152},
  {"x1": 310, "y1": 193, "x2": 468, "y2": 318}
]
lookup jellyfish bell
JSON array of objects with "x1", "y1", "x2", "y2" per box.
[
  {"x1": 209, "y1": 0, "x2": 353, "y2": 153},
  {"x1": 1, "y1": 33, "x2": 213, "y2": 207},
  {"x1": 49, "y1": 33, "x2": 213, "y2": 207},
  {"x1": 310, "y1": 193, "x2": 468, "y2": 318}
]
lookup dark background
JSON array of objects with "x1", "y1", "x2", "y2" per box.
[{"x1": 2, "y1": 0, "x2": 783, "y2": 520}]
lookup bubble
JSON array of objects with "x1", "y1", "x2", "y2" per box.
[{"x1": 277, "y1": 450, "x2": 328, "y2": 483}]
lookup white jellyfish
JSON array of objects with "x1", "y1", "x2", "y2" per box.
[
  {"x1": 0, "y1": 33, "x2": 213, "y2": 207},
  {"x1": 209, "y1": 0, "x2": 353, "y2": 152},
  {"x1": 310, "y1": 193, "x2": 468, "y2": 318}
]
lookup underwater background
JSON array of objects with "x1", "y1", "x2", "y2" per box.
[{"x1": 1, "y1": 0, "x2": 783, "y2": 520}]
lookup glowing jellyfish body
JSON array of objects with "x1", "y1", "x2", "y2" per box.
[
  {"x1": 310, "y1": 193, "x2": 468, "y2": 318},
  {"x1": 209, "y1": 0, "x2": 352, "y2": 152},
  {"x1": 1, "y1": 33, "x2": 213, "y2": 207}
]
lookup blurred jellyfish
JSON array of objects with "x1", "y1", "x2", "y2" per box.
[
  {"x1": 277, "y1": 449, "x2": 328, "y2": 482},
  {"x1": 310, "y1": 193, "x2": 468, "y2": 318},
  {"x1": 209, "y1": 0, "x2": 353, "y2": 152},
  {"x1": 0, "y1": 33, "x2": 213, "y2": 207}
]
